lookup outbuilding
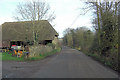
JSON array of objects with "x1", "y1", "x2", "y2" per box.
[{"x1": 1, "y1": 20, "x2": 59, "y2": 49}]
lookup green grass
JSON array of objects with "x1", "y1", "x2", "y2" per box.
[
  {"x1": 43, "y1": 47, "x2": 61, "y2": 57},
  {"x1": 85, "y1": 53, "x2": 117, "y2": 70},
  {"x1": 1, "y1": 52, "x2": 24, "y2": 61},
  {"x1": 25, "y1": 56, "x2": 45, "y2": 61},
  {"x1": 0, "y1": 53, "x2": 2, "y2": 60},
  {"x1": 1, "y1": 47, "x2": 61, "y2": 61}
]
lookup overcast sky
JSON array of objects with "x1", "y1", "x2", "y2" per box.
[{"x1": 0, "y1": 0, "x2": 94, "y2": 38}]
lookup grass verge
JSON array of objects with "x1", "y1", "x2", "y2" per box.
[
  {"x1": 1, "y1": 52, "x2": 25, "y2": 61},
  {"x1": 84, "y1": 52, "x2": 118, "y2": 72},
  {"x1": 1, "y1": 47, "x2": 61, "y2": 61},
  {"x1": 75, "y1": 48, "x2": 118, "y2": 72}
]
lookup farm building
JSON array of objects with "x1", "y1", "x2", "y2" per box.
[
  {"x1": 0, "y1": 25, "x2": 2, "y2": 48},
  {"x1": 1, "y1": 20, "x2": 58, "y2": 48}
]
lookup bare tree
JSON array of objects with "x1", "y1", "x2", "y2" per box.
[
  {"x1": 14, "y1": 0, "x2": 55, "y2": 22},
  {"x1": 13, "y1": 0, "x2": 56, "y2": 44}
]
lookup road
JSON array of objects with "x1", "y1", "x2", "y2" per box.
[{"x1": 2, "y1": 46, "x2": 119, "y2": 78}]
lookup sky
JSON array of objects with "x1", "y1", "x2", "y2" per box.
[{"x1": 0, "y1": 0, "x2": 94, "y2": 38}]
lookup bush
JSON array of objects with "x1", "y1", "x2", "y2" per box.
[
  {"x1": 47, "y1": 43, "x2": 55, "y2": 49},
  {"x1": 29, "y1": 45, "x2": 53, "y2": 57}
]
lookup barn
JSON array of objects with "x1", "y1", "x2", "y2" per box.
[{"x1": 1, "y1": 20, "x2": 58, "y2": 48}]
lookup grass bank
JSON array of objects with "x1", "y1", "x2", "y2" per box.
[
  {"x1": 78, "y1": 49, "x2": 118, "y2": 72},
  {"x1": 85, "y1": 53, "x2": 118, "y2": 71},
  {"x1": 1, "y1": 47, "x2": 61, "y2": 61}
]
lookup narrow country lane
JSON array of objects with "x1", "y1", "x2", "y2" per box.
[{"x1": 2, "y1": 46, "x2": 119, "y2": 78}]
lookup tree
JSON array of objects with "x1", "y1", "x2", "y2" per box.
[
  {"x1": 14, "y1": 0, "x2": 55, "y2": 22},
  {"x1": 63, "y1": 27, "x2": 94, "y2": 52},
  {"x1": 83, "y1": 1, "x2": 119, "y2": 71},
  {"x1": 70, "y1": 29, "x2": 76, "y2": 47},
  {"x1": 13, "y1": 0, "x2": 56, "y2": 44},
  {"x1": 118, "y1": 2, "x2": 120, "y2": 73}
]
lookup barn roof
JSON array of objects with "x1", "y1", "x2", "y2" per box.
[{"x1": 2, "y1": 20, "x2": 58, "y2": 42}]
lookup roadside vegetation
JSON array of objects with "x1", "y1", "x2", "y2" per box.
[
  {"x1": 1, "y1": 42, "x2": 61, "y2": 61},
  {"x1": 27, "y1": 47, "x2": 61, "y2": 61},
  {"x1": 1, "y1": 45, "x2": 61, "y2": 61},
  {"x1": 1, "y1": 52, "x2": 24, "y2": 61},
  {"x1": 63, "y1": 1, "x2": 119, "y2": 72}
]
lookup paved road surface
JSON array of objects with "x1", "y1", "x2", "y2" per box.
[{"x1": 2, "y1": 46, "x2": 119, "y2": 78}]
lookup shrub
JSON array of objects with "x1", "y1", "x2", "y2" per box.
[
  {"x1": 29, "y1": 45, "x2": 53, "y2": 57},
  {"x1": 47, "y1": 43, "x2": 56, "y2": 49}
]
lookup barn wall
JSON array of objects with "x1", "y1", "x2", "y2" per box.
[{"x1": 52, "y1": 36, "x2": 58, "y2": 45}]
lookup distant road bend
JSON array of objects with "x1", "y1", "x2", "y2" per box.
[{"x1": 2, "y1": 46, "x2": 119, "y2": 78}]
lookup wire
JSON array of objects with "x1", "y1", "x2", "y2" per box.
[{"x1": 69, "y1": 14, "x2": 81, "y2": 28}]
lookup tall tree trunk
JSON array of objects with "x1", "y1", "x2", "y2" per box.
[
  {"x1": 96, "y1": 1, "x2": 101, "y2": 54},
  {"x1": 33, "y1": 2, "x2": 36, "y2": 45}
]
